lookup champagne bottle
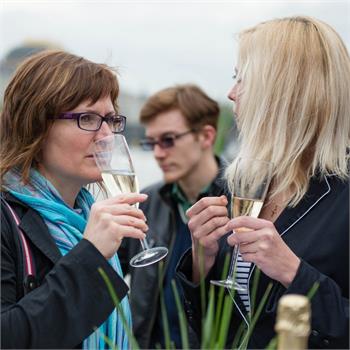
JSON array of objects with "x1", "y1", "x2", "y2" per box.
[{"x1": 275, "y1": 294, "x2": 311, "y2": 350}]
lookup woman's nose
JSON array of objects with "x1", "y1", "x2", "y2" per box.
[
  {"x1": 227, "y1": 85, "x2": 237, "y2": 102},
  {"x1": 96, "y1": 121, "x2": 114, "y2": 139}
]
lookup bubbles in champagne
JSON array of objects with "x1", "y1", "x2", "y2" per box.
[
  {"x1": 232, "y1": 196, "x2": 264, "y2": 218},
  {"x1": 102, "y1": 170, "x2": 139, "y2": 197}
]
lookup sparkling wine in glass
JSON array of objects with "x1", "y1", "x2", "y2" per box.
[
  {"x1": 101, "y1": 170, "x2": 139, "y2": 197},
  {"x1": 93, "y1": 134, "x2": 168, "y2": 267},
  {"x1": 210, "y1": 157, "x2": 274, "y2": 290}
]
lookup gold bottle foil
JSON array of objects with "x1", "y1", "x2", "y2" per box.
[{"x1": 275, "y1": 294, "x2": 311, "y2": 350}]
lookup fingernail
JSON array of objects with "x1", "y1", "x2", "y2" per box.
[{"x1": 186, "y1": 208, "x2": 193, "y2": 217}]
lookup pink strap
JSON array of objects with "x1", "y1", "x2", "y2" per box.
[{"x1": 3, "y1": 201, "x2": 35, "y2": 276}]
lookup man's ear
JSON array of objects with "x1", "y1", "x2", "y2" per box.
[{"x1": 199, "y1": 125, "x2": 217, "y2": 149}]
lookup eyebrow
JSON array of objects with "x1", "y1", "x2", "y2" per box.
[{"x1": 75, "y1": 109, "x2": 116, "y2": 115}]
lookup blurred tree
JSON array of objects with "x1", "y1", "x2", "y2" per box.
[{"x1": 214, "y1": 103, "x2": 238, "y2": 159}]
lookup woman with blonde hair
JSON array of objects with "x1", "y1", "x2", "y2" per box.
[
  {"x1": 177, "y1": 16, "x2": 349, "y2": 349},
  {"x1": 1, "y1": 50, "x2": 148, "y2": 348}
]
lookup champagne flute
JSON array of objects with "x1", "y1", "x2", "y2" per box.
[
  {"x1": 93, "y1": 134, "x2": 168, "y2": 267},
  {"x1": 210, "y1": 157, "x2": 274, "y2": 290}
]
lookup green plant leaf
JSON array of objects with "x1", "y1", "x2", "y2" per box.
[
  {"x1": 266, "y1": 336, "x2": 278, "y2": 350},
  {"x1": 198, "y1": 245, "x2": 206, "y2": 317},
  {"x1": 201, "y1": 285, "x2": 215, "y2": 349},
  {"x1": 211, "y1": 253, "x2": 231, "y2": 348},
  {"x1": 158, "y1": 262, "x2": 171, "y2": 349},
  {"x1": 250, "y1": 268, "x2": 261, "y2": 316},
  {"x1": 216, "y1": 295, "x2": 234, "y2": 349},
  {"x1": 171, "y1": 279, "x2": 189, "y2": 349},
  {"x1": 98, "y1": 267, "x2": 140, "y2": 350},
  {"x1": 231, "y1": 320, "x2": 248, "y2": 350},
  {"x1": 307, "y1": 281, "x2": 320, "y2": 300},
  {"x1": 94, "y1": 327, "x2": 117, "y2": 350},
  {"x1": 159, "y1": 284, "x2": 171, "y2": 348},
  {"x1": 241, "y1": 282, "x2": 273, "y2": 349}
]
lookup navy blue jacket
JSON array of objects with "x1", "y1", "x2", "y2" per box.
[{"x1": 177, "y1": 175, "x2": 349, "y2": 349}]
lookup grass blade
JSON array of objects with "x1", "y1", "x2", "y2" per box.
[
  {"x1": 307, "y1": 281, "x2": 320, "y2": 300},
  {"x1": 159, "y1": 285, "x2": 172, "y2": 349},
  {"x1": 250, "y1": 268, "x2": 261, "y2": 316},
  {"x1": 157, "y1": 262, "x2": 172, "y2": 349},
  {"x1": 201, "y1": 285, "x2": 215, "y2": 348},
  {"x1": 94, "y1": 327, "x2": 117, "y2": 350},
  {"x1": 266, "y1": 336, "x2": 277, "y2": 350},
  {"x1": 241, "y1": 282, "x2": 273, "y2": 349},
  {"x1": 98, "y1": 267, "x2": 140, "y2": 350},
  {"x1": 231, "y1": 320, "x2": 248, "y2": 350},
  {"x1": 210, "y1": 253, "x2": 231, "y2": 348},
  {"x1": 198, "y1": 245, "x2": 206, "y2": 317},
  {"x1": 216, "y1": 294, "x2": 234, "y2": 349},
  {"x1": 171, "y1": 279, "x2": 189, "y2": 349}
]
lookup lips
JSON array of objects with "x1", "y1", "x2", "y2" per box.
[
  {"x1": 160, "y1": 164, "x2": 173, "y2": 172},
  {"x1": 86, "y1": 155, "x2": 96, "y2": 162}
]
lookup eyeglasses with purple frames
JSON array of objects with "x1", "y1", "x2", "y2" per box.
[{"x1": 49, "y1": 112, "x2": 127, "y2": 133}]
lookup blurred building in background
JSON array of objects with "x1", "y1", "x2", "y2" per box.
[
  {"x1": 0, "y1": 41, "x2": 238, "y2": 187},
  {"x1": 0, "y1": 40, "x2": 60, "y2": 101},
  {"x1": 0, "y1": 40, "x2": 58, "y2": 79},
  {"x1": 0, "y1": 41, "x2": 147, "y2": 144}
]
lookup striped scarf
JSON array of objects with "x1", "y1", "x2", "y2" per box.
[{"x1": 4, "y1": 168, "x2": 131, "y2": 349}]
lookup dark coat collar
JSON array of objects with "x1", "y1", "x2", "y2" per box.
[
  {"x1": 4, "y1": 192, "x2": 62, "y2": 264},
  {"x1": 274, "y1": 175, "x2": 331, "y2": 237},
  {"x1": 233, "y1": 175, "x2": 332, "y2": 322}
]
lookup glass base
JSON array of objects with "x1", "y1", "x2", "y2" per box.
[
  {"x1": 130, "y1": 247, "x2": 168, "y2": 268},
  {"x1": 210, "y1": 278, "x2": 247, "y2": 291}
]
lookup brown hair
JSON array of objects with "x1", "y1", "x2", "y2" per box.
[
  {"x1": 140, "y1": 84, "x2": 220, "y2": 130},
  {"x1": 0, "y1": 50, "x2": 119, "y2": 185}
]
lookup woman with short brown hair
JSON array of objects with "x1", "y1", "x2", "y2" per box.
[{"x1": 1, "y1": 50, "x2": 148, "y2": 349}]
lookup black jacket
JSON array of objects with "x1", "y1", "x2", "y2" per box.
[
  {"x1": 119, "y1": 157, "x2": 228, "y2": 348},
  {"x1": 1, "y1": 193, "x2": 129, "y2": 349},
  {"x1": 176, "y1": 175, "x2": 349, "y2": 349}
]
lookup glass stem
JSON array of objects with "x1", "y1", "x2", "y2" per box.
[
  {"x1": 135, "y1": 200, "x2": 150, "y2": 251},
  {"x1": 227, "y1": 243, "x2": 240, "y2": 281},
  {"x1": 140, "y1": 238, "x2": 150, "y2": 251}
]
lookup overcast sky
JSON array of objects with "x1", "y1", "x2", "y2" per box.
[{"x1": 1, "y1": 0, "x2": 349, "y2": 103}]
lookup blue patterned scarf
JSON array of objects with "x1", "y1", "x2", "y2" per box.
[{"x1": 4, "y1": 168, "x2": 131, "y2": 349}]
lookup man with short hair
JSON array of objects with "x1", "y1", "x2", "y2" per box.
[{"x1": 120, "y1": 84, "x2": 227, "y2": 349}]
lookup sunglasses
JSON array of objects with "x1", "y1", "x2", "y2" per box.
[
  {"x1": 49, "y1": 112, "x2": 126, "y2": 133},
  {"x1": 139, "y1": 130, "x2": 195, "y2": 151}
]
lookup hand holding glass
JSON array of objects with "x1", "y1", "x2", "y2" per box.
[
  {"x1": 210, "y1": 157, "x2": 274, "y2": 290},
  {"x1": 93, "y1": 134, "x2": 168, "y2": 267}
]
